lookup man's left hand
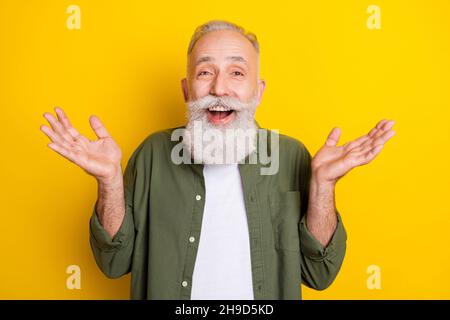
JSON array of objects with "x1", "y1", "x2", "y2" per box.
[{"x1": 311, "y1": 119, "x2": 396, "y2": 185}]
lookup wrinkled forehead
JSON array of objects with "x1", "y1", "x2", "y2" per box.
[{"x1": 188, "y1": 30, "x2": 259, "y2": 71}]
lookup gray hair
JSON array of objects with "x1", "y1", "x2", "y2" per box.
[{"x1": 187, "y1": 20, "x2": 260, "y2": 55}]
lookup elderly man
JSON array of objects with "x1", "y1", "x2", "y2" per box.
[{"x1": 40, "y1": 20, "x2": 395, "y2": 300}]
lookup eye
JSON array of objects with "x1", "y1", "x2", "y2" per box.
[
  {"x1": 197, "y1": 71, "x2": 212, "y2": 76},
  {"x1": 232, "y1": 71, "x2": 244, "y2": 77}
]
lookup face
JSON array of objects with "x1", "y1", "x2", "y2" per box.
[{"x1": 182, "y1": 29, "x2": 265, "y2": 127}]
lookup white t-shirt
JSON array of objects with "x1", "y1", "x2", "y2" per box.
[{"x1": 190, "y1": 164, "x2": 254, "y2": 300}]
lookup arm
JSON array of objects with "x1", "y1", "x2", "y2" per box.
[
  {"x1": 89, "y1": 153, "x2": 138, "y2": 279},
  {"x1": 305, "y1": 177, "x2": 337, "y2": 247},
  {"x1": 299, "y1": 118, "x2": 396, "y2": 290},
  {"x1": 306, "y1": 119, "x2": 395, "y2": 245},
  {"x1": 40, "y1": 107, "x2": 135, "y2": 278},
  {"x1": 95, "y1": 168, "x2": 126, "y2": 240}
]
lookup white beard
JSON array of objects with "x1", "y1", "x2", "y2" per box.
[{"x1": 182, "y1": 95, "x2": 259, "y2": 164}]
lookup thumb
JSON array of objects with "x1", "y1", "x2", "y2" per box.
[
  {"x1": 325, "y1": 127, "x2": 341, "y2": 147},
  {"x1": 89, "y1": 115, "x2": 110, "y2": 139}
]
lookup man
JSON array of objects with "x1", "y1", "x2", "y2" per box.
[{"x1": 40, "y1": 20, "x2": 395, "y2": 299}]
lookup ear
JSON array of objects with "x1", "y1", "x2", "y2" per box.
[
  {"x1": 257, "y1": 79, "x2": 266, "y2": 104},
  {"x1": 181, "y1": 78, "x2": 189, "y2": 102}
]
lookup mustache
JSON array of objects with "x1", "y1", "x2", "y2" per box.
[{"x1": 187, "y1": 95, "x2": 256, "y2": 112}]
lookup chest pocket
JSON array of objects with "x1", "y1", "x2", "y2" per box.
[{"x1": 269, "y1": 191, "x2": 301, "y2": 252}]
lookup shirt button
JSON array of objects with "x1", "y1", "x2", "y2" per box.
[
  {"x1": 195, "y1": 195, "x2": 202, "y2": 201},
  {"x1": 189, "y1": 236, "x2": 195, "y2": 243},
  {"x1": 182, "y1": 280, "x2": 188, "y2": 287}
]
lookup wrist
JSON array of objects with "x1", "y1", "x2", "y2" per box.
[
  {"x1": 96, "y1": 165, "x2": 123, "y2": 187},
  {"x1": 311, "y1": 170, "x2": 336, "y2": 189}
]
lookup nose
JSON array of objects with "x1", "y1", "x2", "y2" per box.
[{"x1": 209, "y1": 73, "x2": 229, "y2": 97}]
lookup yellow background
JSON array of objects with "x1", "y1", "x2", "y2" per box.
[{"x1": 1, "y1": 0, "x2": 449, "y2": 299}]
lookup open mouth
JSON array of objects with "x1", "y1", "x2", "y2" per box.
[{"x1": 206, "y1": 105, "x2": 236, "y2": 125}]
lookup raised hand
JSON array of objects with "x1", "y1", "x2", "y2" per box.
[
  {"x1": 40, "y1": 107, "x2": 123, "y2": 183},
  {"x1": 311, "y1": 119, "x2": 396, "y2": 185}
]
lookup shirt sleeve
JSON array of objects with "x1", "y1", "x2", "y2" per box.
[
  {"x1": 88, "y1": 149, "x2": 138, "y2": 279},
  {"x1": 299, "y1": 210, "x2": 347, "y2": 290},
  {"x1": 297, "y1": 142, "x2": 347, "y2": 290}
]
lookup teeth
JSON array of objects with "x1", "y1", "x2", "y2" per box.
[{"x1": 208, "y1": 105, "x2": 232, "y2": 112}]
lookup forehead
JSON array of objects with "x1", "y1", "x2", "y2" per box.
[{"x1": 189, "y1": 30, "x2": 258, "y2": 66}]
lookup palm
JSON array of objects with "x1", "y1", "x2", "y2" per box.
[
  {"x1": 40, "y1": 107, "x2": 122, "y2": 181},
  {"x1": 70, "y1": 136, "x2": 122, "y2": 178},
  {"x1": 312, "y1": 119, "x2": 396, "y2": 183}
]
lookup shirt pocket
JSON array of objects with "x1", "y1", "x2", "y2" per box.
[{"x1": 269, "y1": 190, "x2": 301, "y2": 252}]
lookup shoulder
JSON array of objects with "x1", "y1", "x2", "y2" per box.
[
  {"x1": 142, "y1": 127, "x2": 178, "y2": 146},
  {"x1": 279, "y1": 132, "x2": 308, "y2": 152},
  {"x1": 129, "y1": 126, "x2": 184, "y2": 162},
  {"x1": 263, "y1": 129, "x2": 311, "y2": 159}
]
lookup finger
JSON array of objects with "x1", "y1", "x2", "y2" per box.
[
  {"x1": 73, "y1": 134, "x2": 91, "y2": 145},
  {"x1": 374, "y1": 120, "x2": 395, "y2": 137},
  {"x1": 47, "y1": 141, "x2": 78, "y2": 163},
  {"x1": 343, "y1": 134, "x2": 370, "y2": 152},
  {"x1": 368, "y1": 119, "x2": 389, "y2": 138},
  {"x1": 40, "y1": 124, "x2": 74, "y2": 150},
  {"x1": 325, "y1": 127, "x2": 341, "y2": 147},
  {"x1": 361, "y1": 144, "x2": 384, "y2": 164},
  {"x1": 89, "y1": 115, "x2": 110, "y2": 139},
  {"x1": 352, "y1": 129, "x2": 395, "y2": 156},
  {"x1": 43, "y1": 112, "x2": 74, "y2": 143},
  {"x1": 54, "y1": 107, "x2": 81, "y2": 139},
  {"x1": 381, "y1": 119, "x2": 395, "y2": 131},
  {"x1": 372, "y1": 129, "x2": 396, "y2": 146},
  {"x1": 351, "y1": 144, "x2": 384, "y2": 167},
  {"x1": 376, "y1": 119, "x2": 389, "y2": 129},
  {"x1": 362, "y1": 120, "x2": 395, "y2": 148},
  {"x1": 40, "y1": 124, "x2": 65, "y2": 145},
  {"x1": 42, "y1": 119, "x2": 89, "y2": 151},
  {"x1": 346, "y1": 119, "x2": 390, "y2": 152},
  {"x1": 55, "y1": 107, "x2": 90, "y2": 145}
]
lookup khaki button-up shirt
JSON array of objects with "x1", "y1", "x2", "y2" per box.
[{"x1": 89, "y1": 126, "x2": 347, "y2": 299}]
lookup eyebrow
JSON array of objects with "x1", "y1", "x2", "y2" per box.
[
  {"x1": 227, "y1": 56, "x2": 248, "y2": 65},
  {"x1": 195, "y1": 56, "x2": 248, "y2": 66}
]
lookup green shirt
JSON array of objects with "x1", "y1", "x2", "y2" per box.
[{"x1": 89, "y1": 126, "x2": 347, "y2": 300}]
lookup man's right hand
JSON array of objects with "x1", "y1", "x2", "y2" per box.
[
  {"x1": 41, "y1": 107, "x2": 126, "y2": 239},
  {"x1": 40, "y1": 107, "x2": 123, "y2": 184}
]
